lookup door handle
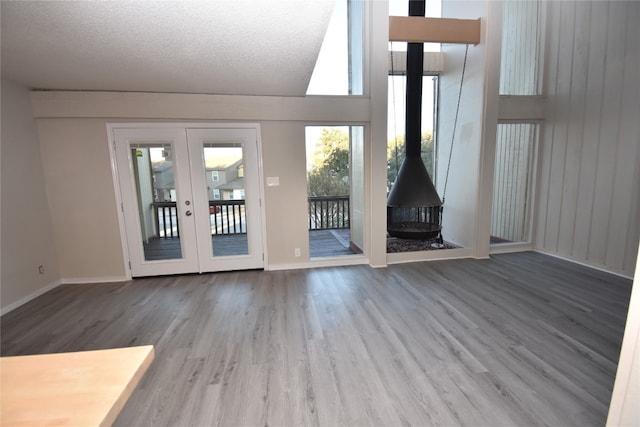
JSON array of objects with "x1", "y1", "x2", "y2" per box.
[{"x1": 185, "y1": 210, "x2": 192, "y2": 216}]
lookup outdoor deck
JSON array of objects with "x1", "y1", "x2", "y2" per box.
[{"x1": 143, "y1": 229, "x2": 354, "y2": 261}]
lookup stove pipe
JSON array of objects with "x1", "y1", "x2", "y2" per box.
[{"x1": 387, "y1": 0, "x2": 442, "y2": 240}]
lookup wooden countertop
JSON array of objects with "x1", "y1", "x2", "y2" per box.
[{"x1": 1, "y1": 345, "x2": 154, "y2": 426}]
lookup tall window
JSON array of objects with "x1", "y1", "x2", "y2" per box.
[
  {"x1": 491, "y1": 124, "x2": 538, "y2": 243},
  {"x1": 387, "y1": 74, "x2": 439, "y2": 193},
  {"x1": 305, "y1": 126, "x2": 365, "y2": 258},
  {"x1": 306, "y1": 0, "x2": 364, "y2": 95},
  {"x1": 499, "y1": 0, "x2": 542, "y2": 95},
  {"x1": 492, "y1": 1, "x2": 543, "y2": 247}
]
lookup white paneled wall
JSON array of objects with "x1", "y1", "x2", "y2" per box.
[
  {"x1": 500, "y1": 0, "x2": 542, "y2": 95},
  {"x1": 536, "y1": 1, "x2": 640, "y2": 276}
]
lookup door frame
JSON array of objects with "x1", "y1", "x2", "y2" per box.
[{"x1": 107, "y1": 122, "x2": 267, "y2": 280}]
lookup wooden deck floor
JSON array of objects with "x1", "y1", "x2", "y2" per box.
[
  {"x1": 1, "y1": 252, "x2": 632, "y2": 426},
  {"x1": 143, "y1": 229, "x2": 354, "y2": 260},
  {"x1": 143, "y1": 234, "x2": 249, "y2": 260},
  {"x1": 309, "y1": 229, "x2": 354, "y2": 257}
]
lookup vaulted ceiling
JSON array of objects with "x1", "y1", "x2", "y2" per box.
[{"x1": 1, "y1": 1, "x2": 335, "y2": 96}]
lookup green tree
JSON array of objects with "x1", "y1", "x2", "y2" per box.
[
  {"x1": 307, "y1": 128, "x2": 350, "y2": 197},
  {"x1": 387, "y1": 132, "x2": 434, "y2": 191},
  {"x1": 307, "y1": 128, "x2": 350, "y2": 229}
]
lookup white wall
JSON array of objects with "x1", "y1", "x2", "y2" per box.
[
  {"x1": 438, "y1": 0, "x2": 495, "y2": 252},
  {"x1": 535, "y1": 1, "x2": 640, "y2": 277},
  {"x1": 368, "y1": 0, "x2": 390, "y2": 267},
  {"x1": 1, "y1": 78, "x2": 60, "y2": 313}
]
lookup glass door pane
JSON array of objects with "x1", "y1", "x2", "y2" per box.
[
  {"x1": 129, "y1": 143, "x2": 183, "y2": 261},
  {"x1": 201, "y1": 143, "x2": 248, "y2": 257}
]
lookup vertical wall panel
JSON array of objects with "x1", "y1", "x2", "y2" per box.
[
  {"x1": 536, "y1": 1, "x2": 640, "y2": 276},
  {"x1": 500, "y1": 0, "x2": 541, "y2": 95},
  {"x1": 557, "y1": 1, "x2": 591, "y2": 256},
  {"x1": 534, "y1": 0, "x2": 561, "y2": 248},
  {"x1": 571, "y1": 1, "x2": 608, "y2": 261},
  {"x1": 544, "y1": 0, "x2": 574, "y2": 252},
  {"x1": 587, "y1": 2, "x2": 627, "y2": 265}
]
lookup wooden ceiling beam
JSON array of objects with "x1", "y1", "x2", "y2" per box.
[{"x1": 389, "y1": 16, "x2": 481, "y2": 45}]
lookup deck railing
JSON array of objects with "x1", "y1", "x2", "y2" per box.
[
  {"x1": 153, "y1": 196, "x2": 349, "y2": 238},
  {"x1": 152, "y1": 201, "x2": 246, "y2": 238},
  {"x1": 308, "y1": 196, "x2": 350, "y2": 230},
  {"x1": 153, "y1": 202, "x2": 179, "y2": 238},
  {"x1": 209, "y1": 200, "x2": 246, "y2": 235}
]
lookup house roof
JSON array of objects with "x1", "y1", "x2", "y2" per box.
[
  {"x1": 205, "y1": 157, "x2": 243, "y2": 171},
  {"x1": 0, "y1": 1, "x2": 334, "y2": 96},
  {"x1": 215, "y1": 178, "x2": 245, "y2": 192}
]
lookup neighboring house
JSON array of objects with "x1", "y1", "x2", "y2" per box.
[
  {"x1": 205, "y1": 158, "x2": 244, "y2": 201},
  {"x1": 149, "y1": 155, "x2": 246, "y2": 203},
  {"x1": 151, "y1": 160, "x2": 176, "y2": 202}
]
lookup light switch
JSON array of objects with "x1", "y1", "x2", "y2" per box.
[{"x1": 266, "y1": 176, "x2": 280, "y2": 187}]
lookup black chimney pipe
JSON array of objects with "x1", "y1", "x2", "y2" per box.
[{"x1": 405, "y1": 0, "x2": 425, "y2": 159}]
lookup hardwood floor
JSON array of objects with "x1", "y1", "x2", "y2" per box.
[{"x1": 0, "y1": 252, "x2": 633, "y2": 426}]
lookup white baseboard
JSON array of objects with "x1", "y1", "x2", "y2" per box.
[
  {"x1": 533, "y1": 249, "x2": 633, "y2": 280},
  {"x1": 490, "y1": 243, "x2": 533, "y2": 254},
  {"x1": 1, "y1": 275, "x2": 131, "y2": 315},
  {"x1": 266, "y1": 255, "x2": 369, "y2": 271},
  {"x1": 61, "y1": 275, "x2": 129, "y2": 285},
  {"x1": 1, "y1": 280, "x2": 63, "y2": 316},
  {"x1": 387, "y1": 247, "x2": 474, "y2": 265}
]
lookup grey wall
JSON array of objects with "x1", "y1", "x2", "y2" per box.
[{"x1": 1, "y1": 78, "x2": 60, "y2": 313}]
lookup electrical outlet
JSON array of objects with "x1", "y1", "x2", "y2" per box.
[
  {"x1": 294, "y1": 248, "x2": 301, "y2": 257},
  {"x1": 38, "y1": 265, "x2": 45, "y2": 274}
]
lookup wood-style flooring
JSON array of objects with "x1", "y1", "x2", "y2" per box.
[{"x1": 0, "y1": 252, "x2": 633, "y2": 426}]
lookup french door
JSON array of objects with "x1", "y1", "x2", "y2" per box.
[{"x1": 112, "y1": 125, "x2": 264, "y2": 277}]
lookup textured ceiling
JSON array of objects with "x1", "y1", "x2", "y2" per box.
[{"x1": 1, "y1": 1, "x2": 335, "y2": 96}]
